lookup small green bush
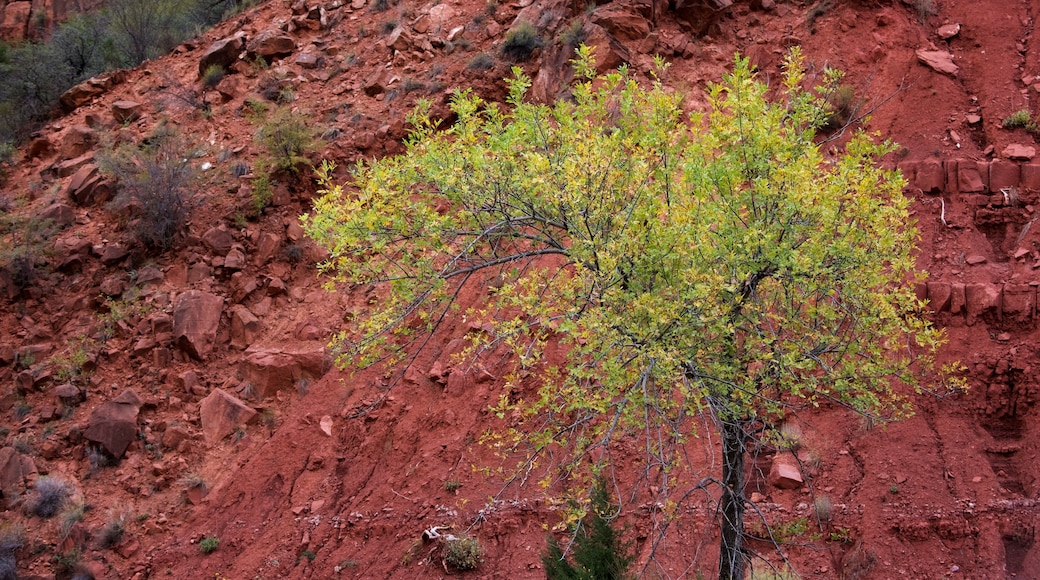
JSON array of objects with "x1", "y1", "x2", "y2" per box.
[
  {"x1": 444, "y1": 536, "x2": 483, "y2": 571},
  {"x1": 201, "y1": 64, "x2": 225, "y2": 89},
  {"x1": 543, "y1": 478, "x2": 634, "y2": 580},
  {"x1": 1003, "y1": 109, "x2": 1038, "y2": 132},
  {"x1": 0, "y1": 524, "x2": 24, "y2": 580},
  {"x1": 501, "y1": 22, "x2": 542, "y2": 62},
  {"x1": 255, "y1": 107, "x2": 319, "y2": 176},
  {"x1": 96, "y1": 511, "x2": 127, "y2": 548},
  {"x1": 199, "y1": 536, "x2": 220, "y2": 554}
]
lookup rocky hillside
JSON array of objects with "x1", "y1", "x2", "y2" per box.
[{"x1": 2, "y1": 0, "x2": 1040, "y2": 578}]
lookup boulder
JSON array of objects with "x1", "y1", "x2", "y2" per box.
[
  {"x1": 1003, "y1": 144, "x2": 1036, "y2": 161},
  {"x1": 66, "y1": 164, "x2": 113, "y2": 206},
  {"x1": 591, "y1": 5, "x2": 651, "y2": 41},
  {"x1": 200, "y1": 388, "x2": 257, "y2": 445},
  {"x1": 59, "y1": 125, "x2": 96, "y2": 160},
  {"x1": 0, "y1": 2, "x2": 31, "y2": 41},
  {"x1": 199, "y1": 33, "x2": 246, "y2": 76},
  {"x1": 956, "y1": 161, "x2": 986, "y2": 193},
  {"x1": 964, "y1": 283, "x2": 1000, "y2": 325},
  {"x1": 201, "y1": 226, "x2": 234, "y2": 254},
  {"x1": 83, "y1": 389, "x2": 142, "y2": 458},
  {"x1": 111, "y1": 100, "x2": 143, "y2": 124},
  {"x1": 59, "y1": 70, "x2": 128, "y2": 114},
  {"x1": 230, "y1": 305, "x2": 260, "y2": 349},
  {"x1": 247, "y1": 30, "x2": 296, "y2": 59},
  {"x1": 672, "y1": 0, "x2": 731, "y2": 36},
  {"x1": 989, "y1": 159, "x2": 1020, "y2": 192},
  {"x1": 39, "y1": 203, "x2": 75, "y2": 228},
  {"x1": 224, "y1": 248, "x2": 246, "y2": 270},
  {"x1": 161, "y1": 425, "x2": 192, "y2": 450},
  {"x1": 768, "y1": 453, "x2": 803, "y2": 490},
  {"x1": 239, "y1": 342, "x2": 327, "y2": 399},
  {"x1": 173, "y1": 291, "x2": 224, "y2": 359},
  {"x1": 937, "y1": 23, "x2": 960, "y2": 39},
  {"x1": 0, "y1": 446, "x2": 37, "y2": 497},
  {"x1": 916, "y1": 49, "x2": 958, "y2": 75},
  {"x1": 53, "y1": 383, "x2": 84, "y2": 406}
]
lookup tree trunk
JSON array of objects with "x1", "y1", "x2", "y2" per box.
[{"x1": 718, "y1": 418, "x2": 748, "y2": 580}]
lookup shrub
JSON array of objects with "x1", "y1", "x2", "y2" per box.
[
  {"x1": 96, "y1": 511, "x2": 128, "y2": 548},
  {"x1": 1003, "y1": 109, "x2": 1038, "y2": 132},
  {"x1": 201, "y1": 64, "x2": 225, "y2": 89},
  {"x1": 1, "y1": 214, "x2": 56, "y2": 292},
  {"x1": 443, "y1": 536, "x2": 483, "y2": 571},
  {"x1": 467, "y1": 52, "x2": 495, "y2": 71},
  {"x1": 59, "y1": 502, "x2": 86, "y2": 540},
  {"x1": 559, "y1": 19, "x2": 587, "y2": 48},
  {"x1": 100, "y1": 127, "x2": 199, "y2": 252},
  {"x1": 501, "y1": 22, "x2": 542, "y2": 61},
  {"x1": 0, "y1": 525, "x2": 23, "y2": 580},
  {"x1": 813, "y1": 495, "x2": 833, "y2": 523},
  {"x1": 255, "y1": 107, "x2": 320, "y2": 177},
  {"x1": 543, "y1": 478, "x2": 634, "y2": 580},
  {"x1": 824, "y1": 83, "x2": 859, "y2": 130},
  {"x1": 199, "y1": 536, "x2": 220, "y2": 554},
  {"x1": 29, "y1": 476, "x2": 73, "y2": 518},
  {"x1": 0, "y1": 141, "x2": 13, "y2": 186}
]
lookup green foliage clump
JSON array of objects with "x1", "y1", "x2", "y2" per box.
[
  {"x1": 1002, "y1": 109, "x2": 1038, "y2": 132},
  {"x1": 255, "y1": 107, "x2": 319, "y2": 176},
  {"x1": 305, "y1": 46, "x2": 946, "y2": 580},
  {"x1": 501, "y1": 21, "x2": 542, "y2": 61},
  {"x1": 443, "y1": 536, "x2": 483, "y2": 571},
  {"x1": 1, "y1": 213, "x2": 56, "y2": 294},
  {"x1": 100, "y1": 127, "x2": 199, "y2": 252},
  {"x1": 199, "y1": 536, "x2": 220, "y2": 554},
  {"x1": 201, "y1": 64, "x2": 225, "y2": 89},
  {"x1": 543, "y1": 479, "x2": 634, "y2": 580},
  {"x1": 467, "y1": 52, "x2": 495, "y2": 71},
  {"x1": 0, "y1": 0, "x2": 237, "y2": 145}
]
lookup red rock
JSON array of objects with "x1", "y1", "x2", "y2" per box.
[
  {"x1": 83, "y1": 389, "x2": 142, "y2": 458},
  {"x1": 937, "y1": 23, "x2": 960, "y2": 39},
  {"x1": 161, "y1": 425, "x2": 192, "y2": 450},
  {"x1": 926, "y1": 282, "x2": 951, "y2": 312},
  {"x1": 39, "y1": 203, "x2": 75, "y2": 228},
  {"x1": 111, "y1": 100, "x2": 143, "y2": 124},
  {"x1": 199, "y1": 33, "x2": 246, "y2": 76},
  {"x1": 949, "y1": 283, "x2": 966, "y2": 314},
  {"x1": 1021, "y1": 164, "x2": 1040, "y2": 190},
  {"x1": 0, "y1": 2, "x2": 31, "y2": 41},
  {"x1": 247, "y1": 30, "x2": 296, "y2": 59},
  {"x1": 59, "y1": 125, "x2": 96, "y2": 160},
  {"x1": 66, "y1": 164, "x2": 113, "y2": 206},
  {"x1": 1004, "y1": 144, "x2": 1036, "y2": 161},
  {"x1": 591, "y1": 5, "x2": 651, "y2": 41},
  {"x1": 239, "y1": 343, "x2": 328, "y2": 399},
  {"x1": 200, "y1": 388, "x2": 257, "y2": 444},
  {"x1": 964, "y1": 283, "x2": 1000, "y2": 325},
  {"x1": 230, "y1": 305, "x2": 260, "y2": 349},
  {"x1": 956, "y1": 161, "x2": 985, "y2": 193},
  {"x1": 768, "y1": 453, "x2": 803, "y2": 490},
  {"x1": 915, "y1": 160, "x2": 945, "y2": 193},
  {"x1": 0, "y1": 446, "x2": 37, "y2": 495},
  {"x1": 201, "y1": 226, "x2": 234, "y2": 254},
  {"x1": 58, "y1": 70, "x2": 128, "y2": 114},
  {"x1": 672, "y1": 0, "x2": 732, "y2": 36},
  {"x1": 916, "y1": 49, "x2": 958, "y2": 75},
  {"x1": 989, "y1": 159, "x2": 1020, "y2": 192},
  {"x1": 1002, "y1": 284, "x2": 1035, "y2": 320},
  {"x1": 173, "y1": 291, "x2": 225, "y2": 360}
]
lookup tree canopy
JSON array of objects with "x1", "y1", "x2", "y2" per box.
[{"x1": 303, "y1": 47, "x2": 946, "y2": 578}]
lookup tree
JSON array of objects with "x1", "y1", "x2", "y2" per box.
[
  {"x1": 303, "y1": 47, "x2": 945, "y2": 580},
  {"x1": 543, "y1": 476, "x2": 635, "y2": 580}
]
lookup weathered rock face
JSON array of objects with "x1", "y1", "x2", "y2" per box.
[
  {"x1": 247, "y1": 29, "x2": 296, "y2": 60},
  {"x1": 83, "y1": 389, "x2": 142, "y2": 458},
  {"x1": 0, "y1": 446, "x2": 37, "y2": 498},
  {"x1": 239, "y1": 342, "x2": 328, "y2": 399},
  {"x1": 200, "y1": 388, "x2": 257, "y2": 445},
  {"x1": 199, "y1": 33, "x2": 246, "y2": 76},
  {"x1": 768, "y1": 452, "x2": 804, "y2": 490},
  {"x1": 173, "y1": 291, "x2": 224, "y2": 360},
  {"x1": 58, "y1": 70, "x2": 128, "y2": 114}
]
